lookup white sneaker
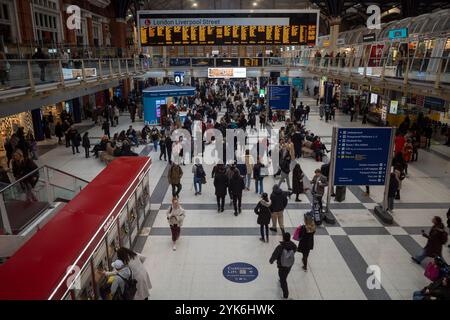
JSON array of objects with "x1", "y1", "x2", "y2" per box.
[{"x1": 172, "y1": 244, "x2": 177, "y2": 251}]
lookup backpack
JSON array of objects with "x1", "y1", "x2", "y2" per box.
[
  {"x1": 280, "y1": 248, "x2": 295, "y2": 267},
  {"x1": 196, "y1": 165, "x2": 206, "y2": 178},
  {"x1": 114, "y1": 268, "x2": 137, "y2": 300}
]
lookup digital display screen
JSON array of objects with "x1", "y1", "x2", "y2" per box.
[
  {"x1": 208, "y1": 68, "x2": 247, "y2": 78},
  {"x1": 138, "y1": 11, "x2": 318, "y2": 46}
]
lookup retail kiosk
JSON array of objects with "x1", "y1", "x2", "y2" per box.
[
  {"x1": 142, "y1": 85, "x2": 196, "y2": 125},
  {"x1": 0, "y1": 157, "x2": 152, "y2": 300}
]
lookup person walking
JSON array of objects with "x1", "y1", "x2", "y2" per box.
[
  {"x1": 166, "y1": 135, "x2": 173, "y2": 164},
  {"x1": 82, "y1": 132, "x2": 90, "y2": 158},
  {"x1": 311, "y1": 169, "x2": 327, "y2": 213},
  {"x1": 253, "y1": 158, "x2": 265, "y2": 195},
  {"x1": 269, "y1": 184, "x2": 289, "y2": 234},
  {"x1": 412, "y1": 216, "x2": 448, "y2": 264},
  {"x1": 387, "y1": 172, "x2": 399, "y2": 212},
  {"x1": 244, "y1": 150, "x2": 253, "y2": 191},
  {"x1": 277, "y1": 154, "x2": 292, "y2": 190},
  {"x1": 254, "y1": 193, "x2": 272, "y2": 243},
  {"x1": 159, "y1": 135, "x2": 167, "y2": 161},
  {"x1": 292, "y1": 163, "x2": 305, "y2": 202},
  {"x1": 192, "y1": 159, "x2": 206, "y2": 196},
  {"x1": 102, "y1": 120, "x2": 111, "y2": 139},
  {"x1": 116, "y1": 247, "x2": 152, "y2": 300},
  {"x1": 167, "y1": 197, "x2": 186, "y2": 251},
  {"x1": 319, "y1": 98, "x2": 325, "y2": 120},
  {"x1": 229, "y1": 169, "x2": 245, "y2": 216},
  {"x1": 68, "y1": 127, "x2": 81, "y2": 155},
  {"x1": 55, "y1": 121, "x2": 64, "y2": 145},
  {"x1": 269, "y1": 232, "x2": 297, "y2": 299},
  {"x1": 213, "y1": 163, "x2": 228, "y2": 212},
  {"x1": 11, "y1": 150, "x2": 39, "y2": 202},
  {"x1": 296, "y1": 215, "x2": 316, "y2": 271},
  {"x1": 168, "y1": 162, "x2": 183, "y2": 198}
]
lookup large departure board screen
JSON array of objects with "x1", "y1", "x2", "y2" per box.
[{"x1": 138, "y1": 10, "x2": 319, "y2": 47}]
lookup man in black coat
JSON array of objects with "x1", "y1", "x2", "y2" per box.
[
  {"x1": 213, "y1": 164, "x2": 228, "y2": 212},
  {"x1": 229, "y1": 170, "x2": 245, "y2": 216},
  {"x1": 291, "y1": 127, "x2": 303, "y2": 159}
]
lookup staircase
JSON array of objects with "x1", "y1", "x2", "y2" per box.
[{"x1": 0, "y1": 166, "x2": 89, "y2": 260}]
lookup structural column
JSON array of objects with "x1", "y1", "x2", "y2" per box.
[{"x1": 329, "y1": 17, "x2": 342, "y2": 53}]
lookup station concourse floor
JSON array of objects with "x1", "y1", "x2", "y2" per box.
[{"x1": 35, "y1": 96, "x2": 450, "y2": 300}]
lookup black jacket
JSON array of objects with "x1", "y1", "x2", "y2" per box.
[
  {"x1": 269, "y1": 241, "x2": 297, "y2": 268},
  {"x1": 214, "y1": 168, "x2": 228, "y2": 197},
  {"x1": 254, "y1": 200, "x2": 271, "y2": 225},
  {"x1": 388, "y1": 175, "x2": 399, "y2": 197},
  {"x1": 297, "y1": 226, "x2": 315, "y2": 253},
  {"x1": 279, "y1": 158, "x2": 290, "y2": 174},
  {"x1": 82, "y1": 135, "x2": 90, "y2": 148},
  {"x1": 229, "y1": 174, "x2": 245, "y2": 195},
  {"x1": 270, "y1": 187, "x2": 288, "y2": 212}
]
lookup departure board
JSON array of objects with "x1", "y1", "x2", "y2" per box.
[{"x1": 138, "y1": 10, "x2": 318, "y2": 46}]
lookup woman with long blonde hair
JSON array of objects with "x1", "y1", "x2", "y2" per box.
[{"x1": 296, "y1": 215, "x2": 316, "y2": 271}]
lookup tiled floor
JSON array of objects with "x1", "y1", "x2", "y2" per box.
[{"x1": 35, "y1": 96, "x2": 450, "y2": 300}]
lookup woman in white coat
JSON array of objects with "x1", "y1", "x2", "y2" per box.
[
  {"x1": 117, "y1": 247, "x2": 152, "y2": 300},
  {"x1": 167, "y1": 197, "x2": 186, "y2": 251}
]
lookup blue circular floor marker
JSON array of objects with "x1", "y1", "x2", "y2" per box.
[{"x1": 223, "y1": 262, "x2": 258, "y2": 283}]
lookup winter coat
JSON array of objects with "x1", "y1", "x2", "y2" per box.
[
  {"x1": 388, "y1": 175, "x2": 399, "y2": 197},
  {"x1": 229, "y1": 174, "x2": 245, "y2": 196},
  {"x1": 127, "y1": 254, "x2": 152, "y2": 300},
  {"x1": 82, "y1": 136, "x2": 90, "y2": 148},
  {"x1": 213, "y1": 168, "x2": 228, "y2": 197},
  {"x1": 166, "y1": 205, "x2": 186, "y2": 227},
  {"x1": 269, "y1": 240, "x2": 297, "y2": 268},
  {"x1": 168, "y1": 164, "x2": 183, "y2": 185},
  {"x1": 253, "y1": 163, "x2": 265, "y2": 179},
  {"x1": 292, "y1": 166, "x2": 305, "y2": 194},
  {"x1": 254, "y1": 200, "x2": 271, "y2": 225},
  {"x1": 297, "y1": 225, "x2": 315, "y2": 253},
  {"x1": 270, "y1": 186, "x2": 288, "y2": 212},
  {"x1": 279, "y1": 158, "x2": 291, "y2": 174},
  {"x1": 311, "y1": 174, "x2": 327, "y2": 196},
  {"x1": 424, "y1": 225, "x2": 448, "y2": 257}
]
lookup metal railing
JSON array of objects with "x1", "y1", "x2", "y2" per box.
[
  {"x1": 0, "y1": 165, "x2": 89, "y2": 235},
  {"x1": 0, "y1": 55, "x2": 449, "y2": 100}
]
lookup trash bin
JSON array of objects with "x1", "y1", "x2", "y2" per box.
[{"x1": 335, "y1": 186, "x2": 346, "y2": 202}]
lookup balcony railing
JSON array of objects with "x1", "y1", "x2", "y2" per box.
[
  {"x1": 0, "y1": 55, "x2": 449, "y2": 100},
  {"x1": 0, "y1": 166, "x2": 89, "y2": 235}
]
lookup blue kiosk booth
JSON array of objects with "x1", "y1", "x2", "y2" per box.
[{"x1": 143, "y1": 85, "x2": 196, "y2": 125}]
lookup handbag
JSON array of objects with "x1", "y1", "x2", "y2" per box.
[
  {"x1": 293, "y1": 225, "x2": 303, "y2": 241},
  {"x1": 201, "y1": 175, "x2": 206, "y2": 184}
]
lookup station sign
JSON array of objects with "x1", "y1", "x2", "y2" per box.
[
  {"x1": 268, "y1": 85, "x2": 291, "y2": 110},
  {"x1": 389, "y1": 28, "x2": 408, "y2": 40},
  {"x1": 174, "y1": 71, "x2": 184, "y2": 85},
  {"x1": 207, "y1": 67, "x2": 246, "y2": 78},
  {"x1": 363, "y1": 33, "x2": 376, "y2": 43},
  {"x1": 223, "y1": 262, "x2": 258, "y2": 283},
  {"x1": 138, "y1": 10, "x2": 318, "y2": 46},
  {"x1": 333, "y1": 128, "x2": 393, "y2": 186},
  {"x1": 240, "y1": 58, "x2": 263, "y2": 67}
]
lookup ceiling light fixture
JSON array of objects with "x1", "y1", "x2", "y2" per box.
[
  {"x1": 192, "y1": 2, "x2": 198, "y2": 7},
  {"x1": 253, "y1": 2, "x2": 257, "y2": 6}
]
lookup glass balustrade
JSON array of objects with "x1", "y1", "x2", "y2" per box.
[{"x1": 0, "y1": 166, "x2": 88, "y2": 235}]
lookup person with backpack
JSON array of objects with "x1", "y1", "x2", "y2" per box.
[
  {"x1": 192, "y1": 158, "x2": 206, "y2": 196},
  {"x1": 270, "y1": 184, "x2": 289, "y2": 234},
  {"x1": 168, "y1": 162, "x2": 183, "y2": 198},
  {"x1": 412, "y1": 216, "x2": 448, "y2": 264},
  {"x1": 167, "y1": 197, "x2": 186, "y2": 251},
  {"x1": 253, "y1": 158, "x2": 265, "y2": 195},
  {"x1": 117, "y1": 247, "x2": 152, "y2": 300},
  {"x1": 213, "y1": 163, "x2": 228, "y2": 212},
  {"x1": 105, "y1": 259, "x2": 135, "y2": 300},
  {"x1": 296, "y1": 215, "x2": 316, "y2": 271},
  {"x1": 311, "y1": 169, "x2": 327, "y2": 213},
  {"x1": 254, "y1": 193, "x2": 272, "y2": 243},
  {"x1": 269, "y1": 232, "x2": 297, "y2": 299}
]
